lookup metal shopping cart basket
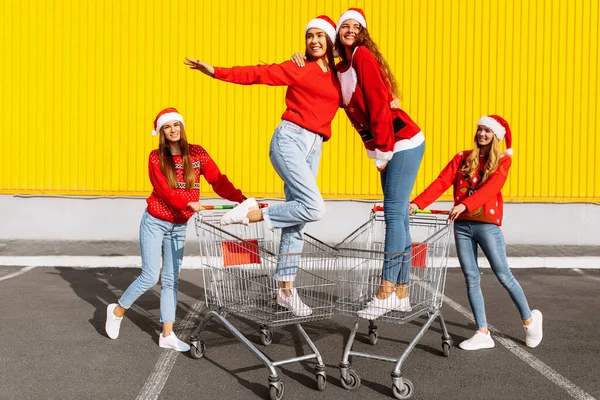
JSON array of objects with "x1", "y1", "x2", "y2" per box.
[
  {"x1": 188, "y1": 205, "x2": 338, "y2": 400},
  {"x1": 336, "y1": 205, "x2": 453, "y2": 399}
]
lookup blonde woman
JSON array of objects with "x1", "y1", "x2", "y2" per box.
[{"x1": 409, "y1": 115, "x2": 543, "y2": 350}]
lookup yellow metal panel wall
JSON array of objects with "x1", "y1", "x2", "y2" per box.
[{"x1": 0, "y1": 0, "x2": 598, "y2": 202}]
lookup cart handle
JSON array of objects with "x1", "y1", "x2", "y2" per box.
[
  {"x1": 371, "y1": 205, "x2": 449, "y2": 215},
  {"x1": 200, "y1": 203, "x2": 268, "y2": 210}
]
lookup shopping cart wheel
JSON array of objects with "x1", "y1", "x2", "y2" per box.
[
  {"x1": 392, "y1": 378, "x2": 414, "y2": 399},
  {"x1": 442, "y1": 341, "x2": 451, "y2": 357},
  {"x1": 340, "y1": 369, "x2": 361, "y2": 390},
  {"x1": 269, "y1": 381, "x2": 285, "y2": 400},
  {"x1": 260, "y1": 329, "x2": 273, "y2": 346},
  {"x1": 190, "y1": 341, "x2": 206, "y2": 359},
  {"x1": 369, "y1": 329, "x2": 378, "y2": 345},
  {"x1": 316, "y1": 374, "x2": 327, "y2": 391}
]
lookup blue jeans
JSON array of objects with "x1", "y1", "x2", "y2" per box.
[
  {"x1": 263, "y1": 120, "x2": 325, "y2": 281},
  {"x1": 454, "y1": 221, "x2": 532, "y2": 328},
  {"x1": 119, "y1": 211, "x2": 187, "y2": 323},
  {"x1": 381, "y1": 143, "x2": 425, "y2": 284}
]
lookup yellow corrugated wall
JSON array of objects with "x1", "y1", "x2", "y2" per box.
[{"x1": 1, "y1": 0, "x2": 598, "y2": 202}]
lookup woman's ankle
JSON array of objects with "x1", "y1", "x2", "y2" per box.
[
  {"x1": 395, "y1": 284, "x2": 408, "y2": 299},
  {"x1": 376, "y1": 280, "x2": 395, "y2": 299},
  {"x1": 477, "y1": 327, "x2": 489, "y2": 334}
]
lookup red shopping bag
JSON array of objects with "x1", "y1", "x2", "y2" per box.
[
  {"x1": 221, "y1": 239, "x2": 260, "y2": 267},
  {"x1": 411, "y1": 242, "x2": 428, "y2": 268}
]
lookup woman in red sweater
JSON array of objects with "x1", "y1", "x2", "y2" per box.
[
  {"x1": 333, "y1": 8, "x2": 426, "y2": 320},
  {"x1": 105, "y1": 108, "x2": 245, "y2": 351},
  {"x1": 410, "y1": 115, "x2": 543, "y2": 350},
  {"x1": 184, "y1": 16, "x2": 341, "y2": 317}
]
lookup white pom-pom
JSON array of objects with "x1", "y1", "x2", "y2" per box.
[
  {"x1": 151, "y1": 130, "x2": 158, "y2": 136},
  {"x1": 504, "y1": 148, "x2": 514, "y2": 156}
]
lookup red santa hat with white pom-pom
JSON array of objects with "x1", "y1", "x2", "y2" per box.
[
  {"x1": 151, "y1": 107, "x2": 185, "y2": 136},
  {"x1": 476, "y1": 115, "x2": 513, "y2": 155},
  {"x1": 305, "y1": 15, "x2": 337, "y2": 43}
]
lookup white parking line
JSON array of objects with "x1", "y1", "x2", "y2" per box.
[
  {"x1": 573, "y1": 268, "x2": 600, "y2": 282},
  {"x1": 0, "y1": 266, "x2": 36, "y2": 282},
  {"x1": 136, "y1": 301, "x2": 204, "y2": 400},
  {"x1": 443, "y1": 295, "x2": 596, "y2": 400}
]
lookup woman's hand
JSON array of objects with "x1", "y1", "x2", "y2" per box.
[
  {"x1": 187, "y1": 201, "x2": 203, "y2": 212},
  {"x1": 390, "y1": 96, "x2": 400, "y2": 109},
  {"x1": 449, "y1": 203, "x2": 466, "y2": 220},
  {"x1": 184, "y1": 58, "x2": 215, "y2": 77},
  {"x1": 290, "y1": 52, "x2": 307, "y2": 67},
  {"x1": 408, "y1": 203, "x2": 419, "y2": 215}
]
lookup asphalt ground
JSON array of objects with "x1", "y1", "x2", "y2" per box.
[{"x1": 1, "y1": 265, "x2": 599, "y2": 400}]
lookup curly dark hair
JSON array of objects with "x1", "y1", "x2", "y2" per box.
[{"x1": 336, "y1": 26, "x2": 400, "y2": 99}]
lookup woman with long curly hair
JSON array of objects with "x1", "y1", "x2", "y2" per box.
[
  {"x1": 105, "y1": 108, "x2": 245, "y2": 351},
  {"x1": 410, "y1": 115, "x2": 543, "y2": 350},
  {"x1": 334, "y1": 8, "x2": 426, "y2": 319}
]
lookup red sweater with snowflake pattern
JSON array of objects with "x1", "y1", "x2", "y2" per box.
[
  {"x1": 412, "y1": 151, "x2": 512, "y2": 226},
  {"x1": 213, "y1": 61, "x2": 341, "y2": 139},
  {"x1": 146, "y1": 144, "x2": 244, "y2": 224}
]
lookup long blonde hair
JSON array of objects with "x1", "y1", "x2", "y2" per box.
[
  {"x1": 158, "y1": 125, "x2": 195, "y2": 190},
  {"x1": 460, "y1": 135, "x2": 501, "y2": 184}
]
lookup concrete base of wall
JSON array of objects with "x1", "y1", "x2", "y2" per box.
[{"x1": 1, "y1": 195, "x2": 598, "y2": 245}]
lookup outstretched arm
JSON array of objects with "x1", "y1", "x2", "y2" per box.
[{"x1": 184, "y1": 58, "x2": 215, "y2": 77}]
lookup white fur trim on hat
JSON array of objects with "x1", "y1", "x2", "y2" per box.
[
  {"x1": 306, "y1": 18, "x2": 336, "y2": 43},
  {"x1": 152, "y1": 112, "x2": 185, "y2": 136},
  {"x1": 336, "y1": 10, "x2": 367, "y2": 32},
  {"x1": 477, "y1": 116, "x2": 506, "y2": 141}
]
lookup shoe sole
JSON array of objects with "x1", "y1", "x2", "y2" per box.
[{"x1": 459, "y1": 341, "x2": 495, "y2": 350}]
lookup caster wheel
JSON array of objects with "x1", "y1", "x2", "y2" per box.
[
  {"x1": 392, "y1": 378, "x2": 414, "y2": 399},
  {"x1": 269, "y1": 382, "x2": 285, "y2": 400},
  {"x1": 190, "y1": 341, "x2": 206, "y2": 359},
  {"x1": 340, "y1": 369, "x2": 361, "y2": 390},
  {"x1": 316, "y1": 373, "x2": 327, "y2": 391},
  {"x1": 442, "y1": 341, "x2": 450, "y2": 357},
  {"x1": 261, "y1": 329, "x2": 273, "y2": 346},
  {"x1": 369, "y1": 330, "x2": 378, "y2": 345}
]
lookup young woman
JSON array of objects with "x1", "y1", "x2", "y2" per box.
[
  {"x1": 105, "y1": 108, "x2": 245, "y2": 351},
  {"x1": 409, "y1": 115, "x2": 543, "y2": 350},
  {"x1": 335, "y1": 8, "x2": 426, "y2": 319},
  {"x1": 184, "y1": 16, "x2": 341, "y2": 317}
]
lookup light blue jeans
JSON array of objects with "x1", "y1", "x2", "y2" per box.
[
  {"x1": 263, "y1": 120, "x2": 325, "y2": 282},
  {"x1": 381, "y1": 142, "x2": 425, "y2": 284},
  {"x1": 454, "y1": 221, "x2": 532, "y2": 329},
  {"x1": 119, "y1": 210, "x2": 187, "y2": 323}
]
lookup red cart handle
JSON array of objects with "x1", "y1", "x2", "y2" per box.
[{"x1": 371, "y1": 205, "x2": 449, "y2": 215}]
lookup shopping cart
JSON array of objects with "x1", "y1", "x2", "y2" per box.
[
  {"x1": 189, "y1": 205, "x2": 338, "y2": 400},
  {"x1": 336, "y1": 205, "x2": 453, "y2": 400}
]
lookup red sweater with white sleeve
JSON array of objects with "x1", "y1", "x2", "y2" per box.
[
  {"x1": 213, "y1": 61, "x2": 341, "y2": 140},
  {"x1": 146, "y1": 144, "x2": 244, "y2": 224},
  {"x1": 412, "y1": 151, "x2": 512, "y2": 226},
  {"x1": 337, "y1": 46, "x2": 422, "y2": 163}
]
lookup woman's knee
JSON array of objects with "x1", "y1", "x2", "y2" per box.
[
  {"x1": 138, "y1": 271, "x2": 160, "y2": 289},
  {"x1": 306, "y1": 198, "x2": 326, "y2": 222}
]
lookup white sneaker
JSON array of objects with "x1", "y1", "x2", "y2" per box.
[
  {"x1": 277, "y1": 288, "x2": 313, "y2": 317},
  {"x1": 397, "y1": 296, "x2": 413, "y2": 312},
  {"x1": 105, "y1": 303, "x2": 123, "y2": 340},
  {"x1": 459, "y1": 331, "x2": 495, "y2": 350},
  {"x1": 357, "y1": 294, "x2": 399, "y2": 320},
  {"x1": 219, "y1": 198, "x2": 258, "y2": 226},
  {"x1": 159, "y1": 332, "x2": 191, "y2": 352},
  {"x1": 524, "y1": 309, "x2": 543, "y2": 348}
]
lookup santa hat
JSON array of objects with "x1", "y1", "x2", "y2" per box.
[
  {"x1": 336, "y1": 8, "x2": 367, "y2": 32},
  {"x1": 151, "y1": 107, "x2": 185, "y2": 136},
  {"x1": 476, "y1": 115, "x2": 513, "y2": 155},
  {"x1": 305, "y1": 15, "x2": 337, "y2": 43}
]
